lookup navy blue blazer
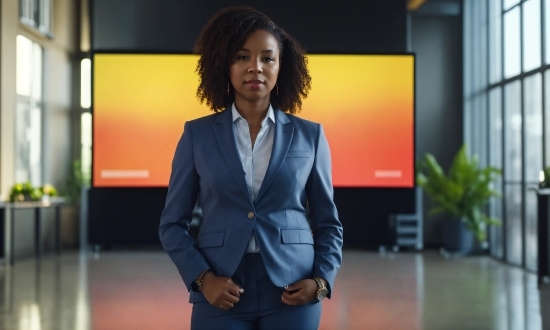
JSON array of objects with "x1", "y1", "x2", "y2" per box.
[{"x1": 159, "y1": 107, "x2": 343, "y2": 302}]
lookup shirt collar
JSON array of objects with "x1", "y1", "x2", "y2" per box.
[{"x1": 231, "y1": 103, "x2": 276, "y2": 125}]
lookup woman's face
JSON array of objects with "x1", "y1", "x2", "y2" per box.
[{"x1": 229, "y1": 29, "x2": 280, "y2": 107}]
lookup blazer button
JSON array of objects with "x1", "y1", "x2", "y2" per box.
[{"x1": 248, "y1": 212, "x2": 255, "y2": 219}]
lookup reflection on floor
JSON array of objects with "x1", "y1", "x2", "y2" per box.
[{"x1": 0, "y1": 249, "x2": 543, "y2": 330}]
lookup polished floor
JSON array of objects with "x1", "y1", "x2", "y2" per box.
[{"x1": 0, "y1": 249, "x2": 544, "y2": 330}]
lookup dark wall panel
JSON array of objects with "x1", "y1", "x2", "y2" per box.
[
  {"x1": 89, "y1": 0, "x2": 411, "y2": 248},
  {"x1": 88, "y1": 188, "x2": 167, "y2": 244},
  {"x1": 92, "y1": 0, "x2": 407, "y2": 53},
  {"x1": 411, "y1": 13, "x2": 463, "y2": 246},
  {"x1": 335, "y1": 188, "x2": 415, "y2": 248}
]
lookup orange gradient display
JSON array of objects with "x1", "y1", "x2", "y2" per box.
[
  {"x1": 93, "y1": 54, "x2": 414, "y2": 187},
  {"x1": 301, "y1": 55, "x2": 414, "y2": 187},
  {"x1": 93, "y1": 54, "x2": 210, "y2": 187}
]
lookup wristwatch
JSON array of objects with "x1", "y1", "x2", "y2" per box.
[{"x1": 313, "y1": 277, "x2": 329, "y2": 302}]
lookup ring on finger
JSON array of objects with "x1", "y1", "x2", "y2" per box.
[{"x1": 220, "y1": 305, "x2": 225, "y2": 308}]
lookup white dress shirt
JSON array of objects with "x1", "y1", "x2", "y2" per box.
[{"x1": 232, "y1": 103, "x2": 275, "y2": 253}]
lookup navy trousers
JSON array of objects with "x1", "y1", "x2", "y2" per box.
[{"x1": 190, "y1": 253, "x2": 322, "y2": 330}]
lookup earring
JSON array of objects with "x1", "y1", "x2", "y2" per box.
[
  {"x1": 227, "y1": 82, "x2": 230, "y2": 95},
  {"x1": 276, "y1": 83, "x2": 279, "y2": 96}
]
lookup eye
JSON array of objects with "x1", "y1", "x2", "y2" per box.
[
  {"x1": 263, "y1": 57, "x2": 275, "y2": 62},
  {"x1": 236, "y1": 55, "x2": 248, "y2": 60}
]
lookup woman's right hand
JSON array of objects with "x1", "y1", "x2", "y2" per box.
[{"x1": 201, "y1": 274, "x2": 244, "y2": 310}]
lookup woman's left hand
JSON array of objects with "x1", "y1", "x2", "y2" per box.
[{"x1": 281, "y1": 279, "x2": 317, "y2": 306}]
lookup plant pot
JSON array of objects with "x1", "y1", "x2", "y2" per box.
[
  {"x1": 11, "y1": 193, "x2": 34, "y2": 202},
  {"x1": 442, "y1": 217, "x2": 475, "y2": 256}
]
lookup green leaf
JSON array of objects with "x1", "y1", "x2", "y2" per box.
[{"x1": 417, "y1": 144, "x2": 502, "y2": 241}]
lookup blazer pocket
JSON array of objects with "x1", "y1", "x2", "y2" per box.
[
  {"x1": 197, "y1": 231, "x2": 225, "y2": 248},
  {"x1": 281, "y1": 229, "x2": 314, "y2": 244},
  {"x1": 286, "y1": 151, "x2": 310, "y2": 158}
]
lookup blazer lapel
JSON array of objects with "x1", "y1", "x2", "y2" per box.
[
  {"x1": 212, "y1": 109, "x2": 251, "y2": 204},
  {"x1": 255, "y1": 109, "x2": 294, "y2": 203}
]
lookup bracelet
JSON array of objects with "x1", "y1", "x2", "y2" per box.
[{"x1": 195, "y1": 270, "x2": 212, "y2": 291}]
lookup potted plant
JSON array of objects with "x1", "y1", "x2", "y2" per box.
[
  {"x1": 64, "y1": 159, "x2": 90, "y2": 204},
  {"x1": 8, "y1": 182, "x2": 40, "y2": 202},
  {"x1": 8, "y1": 182, "x2": 59, "y2": 203},
  {"x1": 416, "y1": 145, "x2": 501, "y2": 254},
  {"x1": 39, "y1": 183, "x2": 59, "y2": 201}
]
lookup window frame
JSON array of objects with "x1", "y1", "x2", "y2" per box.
[
  {"x1": 19, "y1": 0, "x2": 52, "y2": 37},
  {"x1": 466, "y1": 0, "x2": 549, "y2": 270}
]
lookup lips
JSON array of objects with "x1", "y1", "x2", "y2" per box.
[{"x1": 245, "y1": 79, "x2": 265, "y2": 88}]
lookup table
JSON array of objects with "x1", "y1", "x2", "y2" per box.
[
  {"x1": 538, "y1": 189, "x2": 550, "y2": 284},
  {"x1": 0, "y1": 199, "x2": 67, "y2": 265}
]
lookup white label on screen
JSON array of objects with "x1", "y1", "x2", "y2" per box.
[
  {"x1": 374, "y1": 170, "x2": 402, "y2": 178},
  {"x1": 101, "y1": 170, "x2": 150, "y2": 178}
]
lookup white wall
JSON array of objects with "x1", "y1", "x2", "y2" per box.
[
  {"x1": 0, "y1": 0, "x2": 18, "y2": 200},
  {"x1": 0, "y1": 0, "x2": 79, "y2": 257}
]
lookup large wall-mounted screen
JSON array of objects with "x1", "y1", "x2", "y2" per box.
[{"x1": 93, "y1": 53, "x2": 414, "y2": 188}]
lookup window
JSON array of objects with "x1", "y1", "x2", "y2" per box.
[
  {"x1": 504, "y1": 0, "x2": 521, "y2": 10},
  {"x1": 20, "y1": 0, "x2": 51, "y2": 35},
  {"x1": 505, "y1": 184, "x2": 523, "y2": 265},
  {"x1": 523, "y1": 73, "x2": 542, "y2": 270},
  {"x1": 522, "y1": 0, "x2": 541, "y2": 72},
  {"x1": 489, "y1": 87, "x2": 503, "y2": 259},
  {"x1": 523, "y1": 74, "x2": 543, "y2": 183},
  {"x1": 81, "y1": 59, "x2": 92, "y2": 181},
  {"x1": 504, "y1": 81, "x2": 522, "y2": 265},
  {"x1": 504, "y1": 81, "x2": 522, "y2": 182},
  {"x1": 545, "y1": 0, "x2": 550, "y2": 64},
  {"x1": 504, "y1": 7, "x2": 521, "y2": 78},
  {"x1": 16, "y1": 35, "x2": 43, "y2": 186},
  {"x1": 489, "y1": 0, "x2": 502, "y2": 83},
  {"x1": 81, "y1": 113, "x2": 92, "y2": 182},
  {"x1": 81, "y1": 59, "x2": 91, "y2": 108},
  {"x1": 466, "y1": 0, "x2": 550, "y2": 269}
]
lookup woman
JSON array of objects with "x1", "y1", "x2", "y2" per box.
[{"x1": 159, "y1": 6, "x2": 343, "y2": 330}]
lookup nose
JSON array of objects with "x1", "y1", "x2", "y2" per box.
[
  {"x1": 248, "y1": 59, "x2": 263, "y2": 73},
  {"x1": 247, "y1": 67, "x2": 262, "y2": 73}
]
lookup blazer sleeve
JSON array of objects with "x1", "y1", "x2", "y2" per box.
[
  {"x1": 306, "y1": 124, "x2": 344, "y2": 298},
  {"x1": 158, "y1": 121, "x2": 212, "y2": 292}
]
